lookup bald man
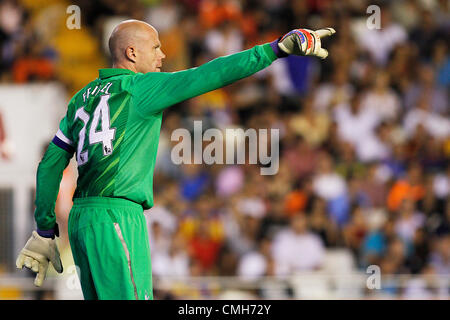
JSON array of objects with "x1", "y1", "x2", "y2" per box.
[{"x1": 16, "y1": 20, "x2": 335, "y2": 299}]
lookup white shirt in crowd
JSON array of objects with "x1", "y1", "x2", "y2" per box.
[
  {"x1": 403, "y1": 108, "x2": 450, "y2": 139},
  {"x1": 312, "y1": 173, "x2": 348, "y2": 201},
  {"x1": 334, "y1": 103, "x2": 381, "y2": 146},
  {"x1": 433, "y1": 173, "x2": 449, "y2": 199},
  {"x1": 205, "y1": 27, "x2": 243, "y2": 57},
  {"x1": 237, "y1": 251, "x2": 268, "y2": 280},
  {"x1": 356, "y1": 134, "x2": 390, "y2": 163},
  {"x1": 395, "y1": 213, "x2": 425, "y2": 242},
  {"x1": 145, "y1": 206, "x2": 177, "y2": 256},
  {"x1": 237, "y1": 197, "x2": 267, "y2": 219},
  {"x1": 356, "y1": 23, "x2": 407, "y2": 66},
  {"x1": 361, "y1": 90, "x2": 401, "y2": 121},
  {"x1": 333, "y1": 103, "x2": 389, "y2": 162},
  {"x1": 271, "y1": 229, "x2": 325, "y2": 276},
  {"x1": 152, "y1": 250, "x2": 190, "y2": 278}
]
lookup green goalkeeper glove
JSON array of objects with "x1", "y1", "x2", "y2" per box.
[
  {"x1": 270, "y1": 28, "x2": 336, "y2": 59},
  {"x1": 16, "y1": 229, "x2": 63, "y2": 287}
]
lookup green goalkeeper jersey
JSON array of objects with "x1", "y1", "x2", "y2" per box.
[{"x1": 35, "y1": 43, "x2": 278, "y2": 230}]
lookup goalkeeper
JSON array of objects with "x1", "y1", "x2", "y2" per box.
[{"x1": 16, "y1": 20, "x2": 335, "y2": 300}]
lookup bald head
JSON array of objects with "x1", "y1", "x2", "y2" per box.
[{"x1": 108, "y1": 20, "x2": 165, "y2": 73}]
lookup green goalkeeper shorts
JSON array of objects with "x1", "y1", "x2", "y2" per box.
[{"x1": 68, "y1": 197, "x2": 153, "y2": 300}]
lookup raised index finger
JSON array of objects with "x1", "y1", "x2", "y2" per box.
[{"x1": 315, "y1": 28, "x2": 336, "y2": 38}]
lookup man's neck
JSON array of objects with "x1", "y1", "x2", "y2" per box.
[{"x1": 112, "y1": 62, "x2": 137, "y2": 73}]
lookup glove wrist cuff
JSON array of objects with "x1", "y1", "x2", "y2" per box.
[
  {"x1": 270, "y1": 38, "x2": 289, "y2": 58},
  {"x1": 37, "y1": 223, "x2": 59, "y2": 239}
]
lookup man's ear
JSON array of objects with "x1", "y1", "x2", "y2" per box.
[{"x1": 125, "y1": 46, "x2": 137, "y2": 63}]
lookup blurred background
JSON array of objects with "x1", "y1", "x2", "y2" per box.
[{"x1": 0, "y1": 0, "x2": 449, "y2": 300}]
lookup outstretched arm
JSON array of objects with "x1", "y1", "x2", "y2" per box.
[
  {"x1": 133, "y1": 43, "x2": 278, "y2": 116},
  {"x1": 132, "y1": 27, "x2": 336, "y2": 116}
]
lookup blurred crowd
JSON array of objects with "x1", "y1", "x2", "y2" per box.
[{"x1": 1, "y1": 0, "x2": 449, "y2": 299}]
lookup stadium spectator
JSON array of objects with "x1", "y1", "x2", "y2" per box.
[
  {"x1": 428, "y1": 234, "x2": 450, "y2": 275},
  {"x1": 312, "y1": 153, "x2": 347, "y2": 202},
  {"x1": 188, "y1": 219, "x2": 223, "y2": 275},
  {"x1": 355, "y1": 4, "x2": 407, "y2": 66},
  {"x1": 313, "y1": 66, "x2": 354, "y2": 113},
  {"x1": 387, "y1": 162, "x2": 426, "y2": 212},
  {"x1": 152, "y1": 234, "x2": 190, "y2": 278},
  {"x1": 394, "y1": 199, "x2": 426, "y2": 244},
  {"x1": 289, "y1": 97, "x2": 330, "y2": 147},
  {"x1": 343, "y1": 206, "x2": 369, "y2": 259},
  {"x1": 271, "y1": 213, "x2": 325, "y2": 275},
  {"x1": 403, "y1": 94, "x2": 450, "y2": 140},
  {"x1": 0, "y1": 0, "x2": 25, "y2": 79},
  {"x1": 334, "y1": 92, "x2": 382, "y2": 161},
  {"x1": 404, "y1": 63, "x2": 448, "y2": 115},
  {"x1": 361, "y1": 69, "x2": 401, "y2": 122},
  {"x1": 237, "y1": 237, "x2": 272, "y2": 280},
  {"x1": 308, "y1": 197, "x2": 339, "y2": 248}
]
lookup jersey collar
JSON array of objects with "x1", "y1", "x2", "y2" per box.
[{"x1": 98, "y1": 68, "x2": 135, "y2": 79}]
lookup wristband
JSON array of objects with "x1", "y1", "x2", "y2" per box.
[
  {"x1": 37, "y1": 223, "x2": 59, "y2": 239},
  {"x1": 269, "y1": 38, "x2": 289, "y2": 58}
]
